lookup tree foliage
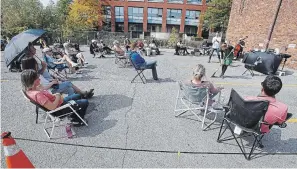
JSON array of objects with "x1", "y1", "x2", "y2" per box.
[
  {"x1": 66, "y1": 0, "x2": 100, "y2": 32},
  {"x1": 204, "y1": 0, "x2": 232, "y2": 32},
  {"x1": 168, "y1": 27, "x2": 179, "y2": 47},
  {"x1": 1, "y1": 0, "x2": 44, "y2": 36},
  {"x1": 1, "y1": 0, "x2": 99, "y2": 39}
]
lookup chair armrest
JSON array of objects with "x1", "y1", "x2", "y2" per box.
[{"x1": 47, "y1": 103, "x2": 72, "y2": 114}]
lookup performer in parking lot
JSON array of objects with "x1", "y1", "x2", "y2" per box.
[
  {"x1": 208, "y1": 33, "x2": 221, "y2": 63},
  {"x1": 219, "y1": 43, "x2": 234, "y2": 78}
]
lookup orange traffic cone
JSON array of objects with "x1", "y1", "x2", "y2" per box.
[{"x1": 1, "y1": 132, "x2": 34, "y2": 168}]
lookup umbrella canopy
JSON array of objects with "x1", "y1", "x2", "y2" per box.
[{"x1": 4, "y1": 29, "x2": 46, "y2": 67}]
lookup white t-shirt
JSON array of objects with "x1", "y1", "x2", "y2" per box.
[{"x1": 212, "y1": 37, "x2": 221, "y2": 49}]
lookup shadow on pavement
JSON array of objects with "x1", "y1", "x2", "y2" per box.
[{"x1": 75, "y1": 94, "x2": 133, "y2": 137}]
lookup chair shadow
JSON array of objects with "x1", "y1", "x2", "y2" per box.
[
  {"x1": 146, "y1": 78, "x2": 176, "y2": 83},
  {"x1": 217, "y1": 126, "x2": 297, "y2": 160},
  {"x1": 85, "y1": 65, "x2": 98, "y2": 69},
  {"x1": 68, "y1": 75, "x2": 101, "y2": 81},
  {"x1": 223, "y1": 75, "x2": 252, "y2": 80},
  {"x1": 283, "y1": 70, "x2": 294, "y2": 76},
  {"x1": 74, "y1": 94, "x2": 133, "y2": 138}
]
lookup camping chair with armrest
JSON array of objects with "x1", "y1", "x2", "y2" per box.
[
  {"x1": 21, "y1": 90, "x2": 88, "y2": 139},
  {"x1": 129, "y1": 55, "x2": 147, "y2": 84},
  {"x1": 115, "y1": 51, "x2": 130, "y2": 67},
  {"x1": 174, "y1": 81, "x2": 223, "y2": 130},
  {"x1": 43, "y1": 55, "x2": 68, "y2": 79},
  {"x1": 217, "y1": 89, "x2": 292, "y2": 160}
]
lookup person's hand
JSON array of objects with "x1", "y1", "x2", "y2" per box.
[
  {"x1": 50, "y1": 79, "x2": 59, "y2": 85},
  {"x1": 218, "y1": 86, "x2": 224, "y2": 91}
]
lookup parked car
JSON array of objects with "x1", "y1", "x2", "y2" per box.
[{"x1": 1, "y1": 39, "x2": 7, "y2": 51}]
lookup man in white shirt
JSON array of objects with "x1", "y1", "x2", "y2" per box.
[{"x1": 208, "y1": 33, "x2": 221, "y2": 63}]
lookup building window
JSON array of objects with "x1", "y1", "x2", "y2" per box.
[
  {"x1": 147, "y1": 24, "x2": 162, "y2": 32},
  {"x1": 115, "y1": 23, "x2": 124, "y2": 32},
  {"x1": 206, "y1": 0, "x2": 212, "y2": 3},
  {"x1": 128, "y1": 7, "x2": 143, "y2": 23},
  {"x1": 184, "y1": 26, "x2": 198, "y2": 36},
  {"x1": 185, "y1": 10, "x2": 200, "y2": 26},
  {"x1": 115, "y1": 6, "x2": 124, "y2": 22},
  {"x1": 167, "y1": 9, "x2": 182, "y2": 25},
  {"x1": 186, "y1": 0, "x2": 202, "y2": 5},
  {"x1": 167, "y1": 0, "x2": 183, "y2": 4},
  {"x1": 102, "y1": 6, "x2": 111, "y2": 31},
  {"x1": 148, "y1": 0, "x2": 164, "y2": 2},
  {"x1": 148, "y1": 8, "x2": 162, "y2": 24}
]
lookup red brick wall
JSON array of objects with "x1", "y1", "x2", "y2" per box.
[{"x1": 227, "y1": 0, "x2": 297, "y2": 69}]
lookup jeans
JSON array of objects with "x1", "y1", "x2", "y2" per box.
[
  {"x1": 52, "y1": 93, "x2": 89, "y2": 122},
  {"x1": 51, "y1": 81, "x2": 75, "y2": 95},
  {"x1": 143, "y1": 61, "x2": 158, "y2": 80},
  {"x1": 209, "y1": 48, "x2": 221, "y2": 62}
]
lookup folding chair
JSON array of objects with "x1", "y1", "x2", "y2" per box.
[
  {"x1": 129, "y1": 56, "x2": 147, "y2": 84},
  {"x1": 21, "y1": 90, "x2": 88, "y2": 139},
  {"x1": 174, "y1": 81, "x2": 223, "y2": 130},
  {"x1": 43, "y1": 55, "x2": 68, "y2": 79},
  {"x1": 242, "y1": 56, "x2": 262, "y2": 77},
  {"x1": 217, "y1": 89, "x2": 292, "y2": 160},
  {"x1": 115, "y1": 52, "x2": 130, "y2": 67}
]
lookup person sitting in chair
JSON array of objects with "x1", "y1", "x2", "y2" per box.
[
  {"x1": 130, "y1": 43, "x2": 158, "y2": 80},
  {"x1": 90, "y1": 39, "x2": 99, "y2": 58},
  {"x1": 64, "y1": 42, "x2": 88, "y2": 65},
  {"x1": 112, "y1": 40, "x2": 125, "y2": 56},
  {"x1": 99, "y1": 40, "x2": 112, "y2": 54},
  {"x1": 21, "y1": 69, "x2": 88, "y2": 126},
  {"x1": 42, "y1": 47, "x2": 78, "y2": 71},
  {"x1": 245, "y1": 75, "x2": 288, "y2": 133},
  {"x1": 149, "y1": 41, "x2": 160, "y2": 55},
  {"x1": 22, "y1": 57, "x2": 94, "y2": 99},
  {"x1": 189, "y1": 64, "x2": 223, "y2": 105}
]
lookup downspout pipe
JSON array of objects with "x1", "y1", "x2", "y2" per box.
[{"x1": 265, "y1": 0, "x2": 283, "y2": 51}]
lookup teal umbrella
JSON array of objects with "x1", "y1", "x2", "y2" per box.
[{"x1": 4, "y1": 29, "x2": 46, "y2": 67}]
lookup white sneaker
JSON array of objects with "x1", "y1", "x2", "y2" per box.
[{"x1": 72, "y1": 63, "x2": 79, "y2": 67}]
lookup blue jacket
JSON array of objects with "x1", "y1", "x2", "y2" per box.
[{"x1": 130, "y1": 51, "x2": 145, "y2": 68}]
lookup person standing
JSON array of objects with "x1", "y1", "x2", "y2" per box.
[
  {"x1": 208, "y1": 33, "x2": 221, "y2": 63},
  {"x1": 219, "y1": 43, "x2": 234, "y2": 78}
]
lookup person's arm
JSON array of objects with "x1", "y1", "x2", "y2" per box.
[
  {"x1": 40, "y1": 61, "x2": 47, "y2": 73},
  {"x1": 37, "y1": 80, "x2": 58, "y2": 90},
  {"x1": 43, "y1": 93, "x2": 62, "y2": 110},
  {"x1": 209, "y1": 82, "x2": 223, "y2": 94}
]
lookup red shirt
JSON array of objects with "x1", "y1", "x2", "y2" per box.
[
  {"x1": 26, "y1": 90, "x2": 63, "y2": 109},
  {"x1": 245, "y1": 95, "x2": 288, "y2": 133}
]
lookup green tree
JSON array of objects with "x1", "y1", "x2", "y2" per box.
[
  {"x1": 168, "y1": 27, "x2": 179, "y2": 47},
  {"x1": 1, "y1": 0, "x2": 44, "y2": 37},
  {"x1": 204, "y1": 0, "x2": 232, "y2": 32},
  {"x1": 66, "y1": 0, "x2": 100, "y2": 32}
]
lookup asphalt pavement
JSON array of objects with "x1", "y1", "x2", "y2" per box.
[{"x1": 1, "y1": 47, "x2": 297, "y2": 167}]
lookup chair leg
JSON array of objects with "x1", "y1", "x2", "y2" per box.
[
  {"x1": 49, "y1": 122, "x2": 56, "y2": 139},
  {"x1": 35, "y1": 106, "x2": 39, "y2": 124},
  {"x1": 242, "y1": 69, "x2": 248, "y2": 75},
  {"x1": 217, "y1": 119, "x2": 227, "y2": 142}
]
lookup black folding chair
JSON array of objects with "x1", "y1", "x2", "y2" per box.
[
  {"x1": 217, "y1": 89, "x2": 292, "y2": 160},
  {"x1": 129, "y1": 56, "x2": 147, "y2": 84}
]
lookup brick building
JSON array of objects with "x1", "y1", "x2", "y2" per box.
[
  {"x1": 98, "y1": 0, "x2": 211, "y2": 38},
  {"x1": 227, "y1": 0, "x2": 297, "y2": 69}
]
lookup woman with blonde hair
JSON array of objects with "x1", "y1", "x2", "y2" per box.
[{"x1": 191, "y1": 64, "x2": 223, "y2": 99}]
